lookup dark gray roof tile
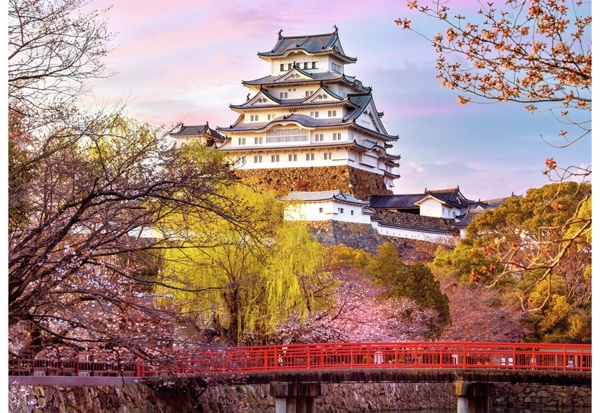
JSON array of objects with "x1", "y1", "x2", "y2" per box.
[{"x1": 259, "y1": 29, "x2": 357, "y2": 63}]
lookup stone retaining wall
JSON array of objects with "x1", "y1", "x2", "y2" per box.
[
  {"x1": 235, "y1": 165, "x2": 391, "y2": 201},
  {"x1": 307, "y1": 221, "x2": 443, "y2": 260},
  {"x1": 9, "y1": 381, "x2": 591, "y2": 413}
]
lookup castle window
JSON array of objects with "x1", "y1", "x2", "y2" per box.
[
  {"x1": 288, "y1": 63, "x2": 292, "y2": 70},
  {"x1": 328, "y1": 110, "x2": 337, "y2": 117},
  {"x1": 280, "y1": 92, "x2": 288, "y2": 99},
  {"x1": 314, "y1": 134, "x2": 324, "y2": 142},
  {"x1": 324, "y1": 152, "x2": 332, "y2": 160},
  {"x1": 312, "y1": 62, "x2": 317, "y2": 69},
  {"x1": 303, "y1": 62, "x2": 308, "y2": 69},
  {"x1": 306, "y1": 153, "x2": 315, "y2": 161},
  {"x1": 280, "y1": 64, "x2": 285, "y2": 71},
  {"x1": 254, "y1": 155, "x2": 262, "y2": 163},
  {"x1": 333, "y1": 133, "x2": 341, "y2": 140},
  {"x1": 266, "y1": 128, "x2": 309, "y2": 143},
  {"x1": 288, "y1": 154, "x2": 297, "y2": 162},
  {"x1": 319, "y1": 207, "x2": 323, "y2": 213},
  {"x1": 310, "y1": 111, "x2": 319, "y2": 118},
  {"x1": 305, "y1": 90, "x2": 312, "y2": 97},
  {"x1": 351, "y1": 210, "x2": 354, "y2": 216},
  {"x1": 238, "y1": 138, "x2": 246, "y2": 145},
  {"x1": 271, "y1": 155, "x2": 280, "y2": 162},
  {"x1": 250, "y1": 115, "x2": 259, "y2": 121},
  {"x1": 332, "y1": 62, "x2": 342, "y2": 73},
  {"x1": 254, "y1": 137, "x2": 263, "y2": 145},
  {"x1": 338, "y1": 207, "x2": 344, "y2": 214}
]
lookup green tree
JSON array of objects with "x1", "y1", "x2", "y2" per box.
[
  {"x1": 370, "y1": 242, "x2": 451, "y2": 339},
  {"x1": 159, "y1": 181, "x2": 331, "y2": 345},
  {"x1": 433, "y1": 182, "x2": 591, "y2": 343}
]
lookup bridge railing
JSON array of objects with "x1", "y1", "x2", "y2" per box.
[
  {"x1": 9, "y1": 342, "x2": 591, "y2": 377},
  {"x1": 218, "y1": 342, "x2": 591, "y2": 374}
]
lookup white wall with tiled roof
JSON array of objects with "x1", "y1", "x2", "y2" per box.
[
  {"x1": 418, "y1": 198, "x2": 460, "y2": 219},
  {"x1": 372, "y1": 221, "x2": 456, "y2": 243}
]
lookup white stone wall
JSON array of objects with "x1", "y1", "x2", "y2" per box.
[
  {"x1": 372, "y1": 221, "x2": 457, "y2": 244},
  {"x1": 284, "y1": 201, "x2": 370, "y2": 224}
]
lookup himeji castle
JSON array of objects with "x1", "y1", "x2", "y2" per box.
[
  {"x1": 171, "y1": 27, "x2": 400, "y2": 201},
  {"x1": 169, "y1": 28, "x2": 510, "y2": 246}
]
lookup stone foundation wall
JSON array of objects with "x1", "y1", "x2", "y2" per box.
[
  {"x1": 10, "y1": 381, "x2": 590, "y2": 413},
  {"x1": 306, "y1": 221, "x2": 443, "y2": 260},
  {"x1": 234, "y1": 166, "x2": 391, "y2": 201},
  {"x1": 494, "y1": 382, "x2": 591, "y2": 412}
]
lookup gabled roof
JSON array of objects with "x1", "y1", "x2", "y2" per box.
[
  {"x1": 454, "y1": 209, "x2": 485, "y2": 227},
  {"x1": 414, "y1": 186, "x2": 474, "y2": 209},
  {"x1": 280, "y1": 189, "x2": 368, "y2": 205},
  {"x1": 258, "y1": 27, "x2": 357, "y2": 64},
  {"x1": 219, "y1": 92, "x2": 398, "y2": 142},
  {"x1": 369, "y1": 187, "x2": 476, "y2": 210},
  {"x1": 170, "y1": 123, "x2": 227, "y2": 142}
]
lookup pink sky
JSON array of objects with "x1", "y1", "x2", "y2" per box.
[{"x1": 84, "y1": 0, "x2": 591, "y2": 200}]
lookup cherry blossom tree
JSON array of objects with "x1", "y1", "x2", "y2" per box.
[
  {"x1": 397, "y1": 0, "x2": 591, "y2": 180},
  {"x1": 8, "y1": 0, "x2": 253, "y2": 363}
]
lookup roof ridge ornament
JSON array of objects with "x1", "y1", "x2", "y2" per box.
[
  {"x1": 278, "y1": 29, "x2": 283, "y2": 39},
  {"x1": 333, "y1": 24, "x2": 338, "y2": 34}
]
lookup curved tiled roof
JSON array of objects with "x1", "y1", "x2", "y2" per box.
[
  {"x1": 369, "y1": 194, "x2": 423, "y2": 210},
  {"x1": 280, "y1": 190, "x2": 368, "y2": 205},
  {"x1": 242, "y1": 71, "x2": 366, "y2": 92},
  {"x1": 220, "y1": 91, "x2": 398, "y2": 143},
  {"x1": 170, "y1": 123, "x2": 226, "y2": 141},
  {"x1": 258, "y1": 28, "x2": 357, "y2": 63}
]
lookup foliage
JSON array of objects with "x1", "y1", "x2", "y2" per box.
[
  {"x1": 435, "y1": 271, "x2": 528, "y2": 342},
  {"x1": 159, "y1": 183, "x2": 333, "y2": 345},
  {"x1": 369, "y1": 242, "x2": 451, "y2": 339},
  {"x1": 8, "y1": 113, "x2": 245, "y2": 357},
  {"x1": 397, "y1": 0, "x2": 591, "y2": 178},
  {"x1": 8, "y1": 0, "x2": 257, "y2": 360},
  {"x1": 433, "y1": 182, "x2": 591, "y2": 342}
]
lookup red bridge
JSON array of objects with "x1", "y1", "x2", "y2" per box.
[{"x1": 10, "y1": 342, "x2": 591, "y2": 377}]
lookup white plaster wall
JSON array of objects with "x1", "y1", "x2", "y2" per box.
[
  {"x1": 371, "y1": 222, "x2": 457, "y2": 244},
  {"x1": 419, "y1": 199, "x2": 444, "y2": 218},
  {"x1": 284, "y1": 201, "x2": 332, "y2": 221},
  {"x1": 284, "y1": 200, "x2": 369, "y2": 224}
]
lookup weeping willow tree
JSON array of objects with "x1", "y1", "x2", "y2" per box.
[{"x1": 158, "y1": 169, "x2": 331, "y2": 345}]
